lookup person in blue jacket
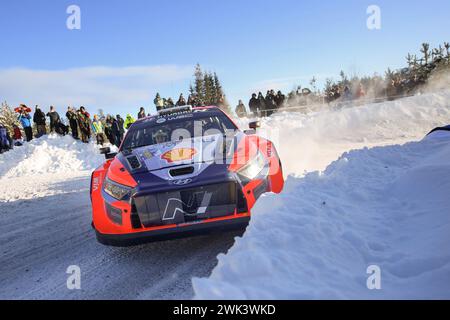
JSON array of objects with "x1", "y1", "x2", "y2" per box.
[
  {"x1": 0, "y1": 124, "x2": 11, "y2": 153},
  {"x1": 17, "y1": 106, "x2": 33, "y2": 142}
]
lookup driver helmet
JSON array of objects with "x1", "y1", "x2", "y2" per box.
[{"x1": 153, "y1": 129, "x2": 169, "y2": 144}]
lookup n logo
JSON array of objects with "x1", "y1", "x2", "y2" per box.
[{"x1": 162, "y1": 192, "x2": 212, "y2": 221}]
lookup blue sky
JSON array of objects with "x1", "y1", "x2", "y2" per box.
[{"x1": 0, "y1": 0, "x2": 449, "y2": 116}]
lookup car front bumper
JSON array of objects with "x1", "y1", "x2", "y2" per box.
[{"x1": 94, "y1": 215, "x2": 250, "y2": 247}]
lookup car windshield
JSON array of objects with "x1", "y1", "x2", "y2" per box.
[{"x1": 121, "y1": 114, "x2": 238, "y2": 150}]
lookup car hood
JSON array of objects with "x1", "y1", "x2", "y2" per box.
[{"x1": 120, "y1": 133, "x2": 246, "y2": 173}]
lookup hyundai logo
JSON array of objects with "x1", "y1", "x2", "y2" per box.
[{"x1": 172, "y1": 178, "x2": 193, "y2": 186}]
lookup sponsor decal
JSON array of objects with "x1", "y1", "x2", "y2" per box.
[
  {"x1": 92, "y1": 177, "x2": 100, "y2": 192},
  {"x1": 172, "y1": 178, "x2": 193, "y2": 186},
  {"x1": 142, "y1": 150, "x2": 153, "y2": 160},
  {"x1": 162, "y1": 148, "x2": 197, "y2": 163},
  {"x1": 167, "y1": 113, "x2": 194, "y2": 121},
  {"x1": 156, "y1": 117, "x2": 166, "y2": 124}
]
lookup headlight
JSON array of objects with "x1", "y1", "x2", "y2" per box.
[
  {"x1": 103, "y1": 177, "x2": 132, "y2": 200},
  {"x1": 237, "y1": 151, "x2": 268, "y2": 180}
]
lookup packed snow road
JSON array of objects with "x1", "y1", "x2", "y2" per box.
[
  {"x1": 0, "y1": 136, "x2": 242, "y2": 299},
  {"x1": 0, "y1": 175, "x2": 243, "y2": 299},
  {"x1": 1, "y1": 91, "x2": 450, "y2": 299}
]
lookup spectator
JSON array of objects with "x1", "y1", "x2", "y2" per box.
[
  {"x1": 0, "y1": 124, "x2": 11, "y2": 153},
  {"x1": 92, "y1": 115, "x2": 106, "y2": 146},
  {"x1": 166, "y1": 98, "x2": 175, "y2": 108},
  {"x1": 235, "y1": 100, "x2": 247, "y2": 118},
  {"x1": 66, "y1": 107, "x2": 79, "y2": 139},
  {"x1": 187, "y1": 94, "x2": 196, "y2": 106},
  {"x1": 154, "y1": 93, "x2": 164, "y2": 111},
  {"x1": 138, "y1": 107, "x2": 146, "y2": 119},
  {"x1": 257, "y1": 92, "x2": 266, "y2": 116},
  {"x1": 55, "y1": 119, "x2": 69, "y2": 136},
  {"x1": 176, "y1": 94, "x2": 186, "y2": 106},
  {"x1": 77, "y1": 106, "x2": 91, "y2": 143},
  {"x1": 274, "y1": 91, "x2": 286, "y2": 108},
  {"x1": 46, "y1": 106, "x2": 60, "y2": 133},
  {"x1": 116, "y1": 114, "x2": 125, "y2": 142},
  {"x1": 107, "y1": 116, "x2": 122, "y2": 148},
  {"x1": 17, "y1": 106, "x2": 33, "y2": 141},
  {"x1": 12, "y1": 124, "x2": 23, "y2": 146},
  {"x1": 33, "y1": 106, "x2": 47, "y2": 138},
  {"x1": 124, "y1": 114, "x2": 135, "y2": 129},
  {"x1": 104, "y1": 116, "x2": 115, "y2": 146},
  {"x1": 249, "y1": 93, "x2": 259, "y2": 116},
  {"x1": 265, "y1": 91, "x2": 277, "y2": 116},
  {"x1": 343, "y1": 86, "x2": 352, "y2": 100}
]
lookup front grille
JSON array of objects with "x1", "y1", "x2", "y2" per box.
[
  {"x1": 170, "y1": 166, "x2": 194, "y2": 177},
  {"x1": 130, "y1": 203, "x2": 142, "y2": 229},
  {"x1": 133, "y1": 182, "x2": 243, "y2": 228}
]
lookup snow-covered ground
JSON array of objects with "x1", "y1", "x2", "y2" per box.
[
  {"x1": 1, "y1": 91, "x2": 450, "y2": 299},
  {"x1": 0, "y1": 134, "x2": 104, "y2": 202},
  {"x1": 0, "y1": 136, "x2": 240, "y2": 299},
  {"x1": 237, "y1": 91, "x2": 450, "y2": 176},
  {"x1": 193, "y1": 91, "x2": 450, "y2": 299}
]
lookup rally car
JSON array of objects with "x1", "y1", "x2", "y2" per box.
[{"x1": 90, "y1": 106, "x2": 284, "y2": 246}]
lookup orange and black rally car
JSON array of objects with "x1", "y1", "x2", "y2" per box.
[{"x1": 90, "y1": 106, "x2": 284, "y2": 246}]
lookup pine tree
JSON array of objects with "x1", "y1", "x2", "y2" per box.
[
  {"x1": 212, "y1": 72, "x2": 221, "y2": 105},
  {"x1": 194, "y1": 63, "x2": 205, "y2": 106},
  {"x1": 421, "y1": 43, "x2": 430, "y2": 64},
  {"x1": 339, "y1": 70, "x2": 349, "y2": 87},
  {"x1": 212, "y1": 72, "x2": 230, "y2": 112},
  {"x1": 190, "y1": 65, "x2": 230, "y2": 112},
  {"x1": 444, "y1": 42, "x2": 450, "y2": 60},
  {"x1": 309, "y1": 77, "x2": 317, "y2": 93},
  {"x1": 203, "y1": 72, "x2": 214, "y2": 105},
  {"x1": 0, "y1": 101, "x2": 20, "y2": 133},
  {"x1": 412, "y1": 54, "x2": 418, "y2": 68},
  {"x1": 406, "y1": 53, "x2": 413, "y2": 67},
  {"x1": 385, "y1": 68, "x2": 394, "y2": 81}
]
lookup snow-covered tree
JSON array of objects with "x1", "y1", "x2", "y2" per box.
[
  {"x1": 421, "y1": 43, "x2": 431, "y2": 65},
  {"x1": 194, "y1": 63, "x2": 205, "y2": 106},
  {"x1": 203, "y1": 72, "x2": 214, "y2": 105},
  {"x1": 0, "y1": 102, "x2": 19, "y2": 133}
]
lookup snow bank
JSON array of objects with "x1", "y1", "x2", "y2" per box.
[
  {"x1": 237, "y1": 91, "x2": 450, "y2": 176},
  {"x1": 0, "y1": 134, "x2": 104, "y2": 179},
  {"x1": 0, "y1": 135, "x2": 105, "y2": 202},
  {"x1": 193, "y1": 136, "x2": 450, "y2": 299},
  {"x1": 194, "y1": 92, "x2": 450, "y2": 299}
]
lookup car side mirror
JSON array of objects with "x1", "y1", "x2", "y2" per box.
[
  {"x1": 249, "y1": 121, "x2": 261, "y2": 130},
  {"x1": 105, "y1": 152, "x2": 117, "y2": 160},
  {"x1": 100, "y1": 147, "x2": 111, "y2": 155}
]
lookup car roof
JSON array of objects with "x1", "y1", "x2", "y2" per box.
[{"x1": 131, "y1": 106, "x2": 229, "y2": 130}]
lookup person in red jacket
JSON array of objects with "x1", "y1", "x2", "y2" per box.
[{"x1": 12, "y1": 124, "x2": 23, "y2": 146}]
